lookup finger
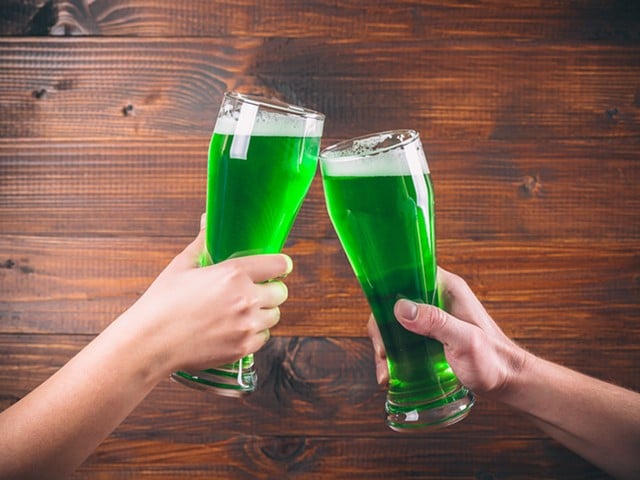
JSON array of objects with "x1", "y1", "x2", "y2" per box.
[
  {"x1": 256, "y1": 280, "x2": 288, "y2": 308},
  {"x1": 243, "y1": 327, "x2": 272, "y2": 358},
  {"x1": 171, "y1": 214, "x2": 207, "y2": 270},
  {"x1": 262, "y1": 306, "x2": 281, "y2": 330},
  {"x1": 227, "y1": 254, "x2": 293, "y2": 283},
  {"x1": 437, "y1": 267, "x2": 499, "y2": 334},
  {"x1": 394, "y1": 299, "x2": 478, "y2": 351},
  {"x1": 437, "y1": 267, "x2": 481, "y2": 315},
  {"x1": 367, "y1": 314, "x2": 389, "y2": 385},
  {"x1": 375, "y1": 357, "x2": 389, "y2": 385},
  {"x1": 261, "y1": 328, "x2": 271, "y2": 344},
  {"x1": 367, "y1": 314, "x2": 386, "y2": 361}
]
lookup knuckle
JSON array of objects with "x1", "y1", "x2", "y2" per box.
[
  {"x1": 443, "y1": 271, "x2": 469, "y2": 297},
  {"x1": 222, "y1": 263, "x2": 246, "y2": 284},
  {"x1": 467, "y1": 332, "x2": 483, "y2": 353},
  {"x1": 232, "y1": 295, "x2": 250, "y2": 313},
  {"x1": 247, "y1": 316, "x2": 262, "y2": 334},
  {"x1": 420, "y1": 305, "x2": 448, "y2": 332},
  {"x1": 440, "y1": 272, "x2": 469, "y2": 310},
  {"x1": 233, "y1": 293, "x2": 258, "y2": 314},
  {"x1": 240, "y1": 337, "x2": 259, "y2": 357}
]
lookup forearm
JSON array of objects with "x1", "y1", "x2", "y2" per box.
[
  {"x1": 0, "y1": 312, "x2": 169, "y2": 479},
  {"x1": 501, "y1": 352, "x2": 640, "y2": 480}
]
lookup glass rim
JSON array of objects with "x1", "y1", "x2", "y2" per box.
[
  {"x1": 225, "y1": 91, "x2": 325, "y2": 120},
  {"x1": 320, "y1": 129, "x2": 420, "y2": 161}
]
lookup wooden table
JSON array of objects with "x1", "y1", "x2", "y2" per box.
[{"x1": 1, "y1": 1, "x2": 638, "y2": 478}]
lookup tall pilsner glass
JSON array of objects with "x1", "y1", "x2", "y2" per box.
[
  {"x1": 172, "y1": 91, "x2": 324, "y2": 396},
  {"x1": 320, "y1": 130, "x2": 474, "y2": 430}
]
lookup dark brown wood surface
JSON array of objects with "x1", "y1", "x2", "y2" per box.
[{"x1": 1, "y1": 1, "x2": 638, "y2": 479}]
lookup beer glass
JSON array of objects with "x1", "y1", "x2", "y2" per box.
[
  {"x1": 172, "y1": 91, "x2": 324, "y2": 396},
  {"x1": 320, "y1": 130, "x2": 474, "y2": 430}
]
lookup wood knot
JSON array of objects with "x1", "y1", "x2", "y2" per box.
[
  {"x1": 517, "y1": 174, "x2": 543, "y2": 198},
  {"x1": 260, "y1": 437, "x2": 306, "y2": 461},
  {"x1": 606, "y1": 107, "x2": 619, "y2": 120},
  {"x1": 32, "y1": 88, "x2": 47, "y2": 99},
  {"x1": 122, "y1": 104, "x2": 135, "y2": 116},
  {"x1": 1, "y1": 259, "x2": 34, "y2": 274},
  {"x1": 1, "y1": 259, "x2": 15, "y2": 269}
]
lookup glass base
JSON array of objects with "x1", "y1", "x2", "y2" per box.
[
  {"x1": 385, "y1": 386, "x2": 475, "y2": 432},
  {"x1": 170, "y1": 362, "x2": 257, "y2": 398}
]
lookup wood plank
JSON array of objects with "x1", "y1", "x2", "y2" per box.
[
  {"x1": 70, "y1": 435, "x2": 611, "y2": 480},
  {"x1": 2, "y1": 0, "x2": 638, "y2": 45},
  {"x1": 0, "y1": 335, "x2": 634, "y2": 480},
  {"x1": 0, "y1": 3, "x2": 636, "y2": 480},
  {"x1": 0, "y1": 0, "x2": 54, "y2": 36},
  {"x1": 2, "y1": 237, "x2": 639, "y2": 341},
  {"x1": 0, "y1": 39, "x2": 638, "y2": 141},
  {"x1": 0, "y1": 38, "x2": 260, "y2": 140},
  {"x1": 1, "y1": 140, "x2": 638, "y2": 240},
  {"x1": 2, "y1": 335, "x2": 637, "y2": 437}
]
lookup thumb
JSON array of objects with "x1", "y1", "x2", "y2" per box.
[
  {"x1": 173, "y1": 214, "x2": 208, "y2": 270},
  {"x1": 394, "y1": 299, "x2": 473, "y2": 350}
]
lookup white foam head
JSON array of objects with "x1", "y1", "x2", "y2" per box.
[
  {"x1": 214, "y1": 93, "x2": 324, "y2": 137},
  {"x1": 320, "y1": 130, "x2": 430, "y2": 177},
  {"x1": 214, "y1": 112, "x2": 323, "y2": 137}
]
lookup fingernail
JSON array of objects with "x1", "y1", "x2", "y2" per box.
[
  {"x1": 279, "y1": 282, "x2": 289, "y2": 302},
  {"x1": 282, "y1": 255, "x2": 293, "y2": 275},
  {"x1": 396, "y1": 299, "x2": 418, "y2": 322}
]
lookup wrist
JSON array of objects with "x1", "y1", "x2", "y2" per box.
[
  {"x1": 487, "y1": 340, "x2": 535, "y2": 406},
  {"x1": 493, "y1": 343, "x2": 550, "y2": 415},
  {"x1": 105, "y1": 308, "x2": 175, "y2": 387}
]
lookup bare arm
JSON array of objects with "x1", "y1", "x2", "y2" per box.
[
  {"x1": 502, "y1": 354, "x2": 640, "y2": 480},
  {"x1": 0, "y1": 220, "x2": 292, "y2": 480},
  {"x1": 368, "y1": 267, "x2": 640, "y2": 480}
]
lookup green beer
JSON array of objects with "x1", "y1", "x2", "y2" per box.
[
  {"x1": 172, "y1": 91, "x2": 324, "y2": 396},
  {"x1": 320, "y1": 130, "x2": 474, "y2": 430},
  {"x1": 206, "y1": 132, "x2": 320, "y2": 261}
]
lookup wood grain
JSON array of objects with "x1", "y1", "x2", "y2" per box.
[
  {"x1": 0, "y1": 40, "x2": 638, "y2": 142},
  {"x1": 1, "y1": 0, "x2": 638, "y2": 44},
  {"x1": 3, "y1": 334, "x2": 637, "y2": 436},
  {"x1": 73, "y1": 436, "x2": 609, "y2": 480},
  {"x1": 1, "y1": 234, "x2": 639, "y2": 341},
  {"x1": 1, "y1": 140, "x2": 638, "y2": 239},
  {"x1": 0, "y1": 1, "x2": 638, "y2": 479},
  {"x1": 0, "y1": 334, "x2": 625, "y2": 479}
]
